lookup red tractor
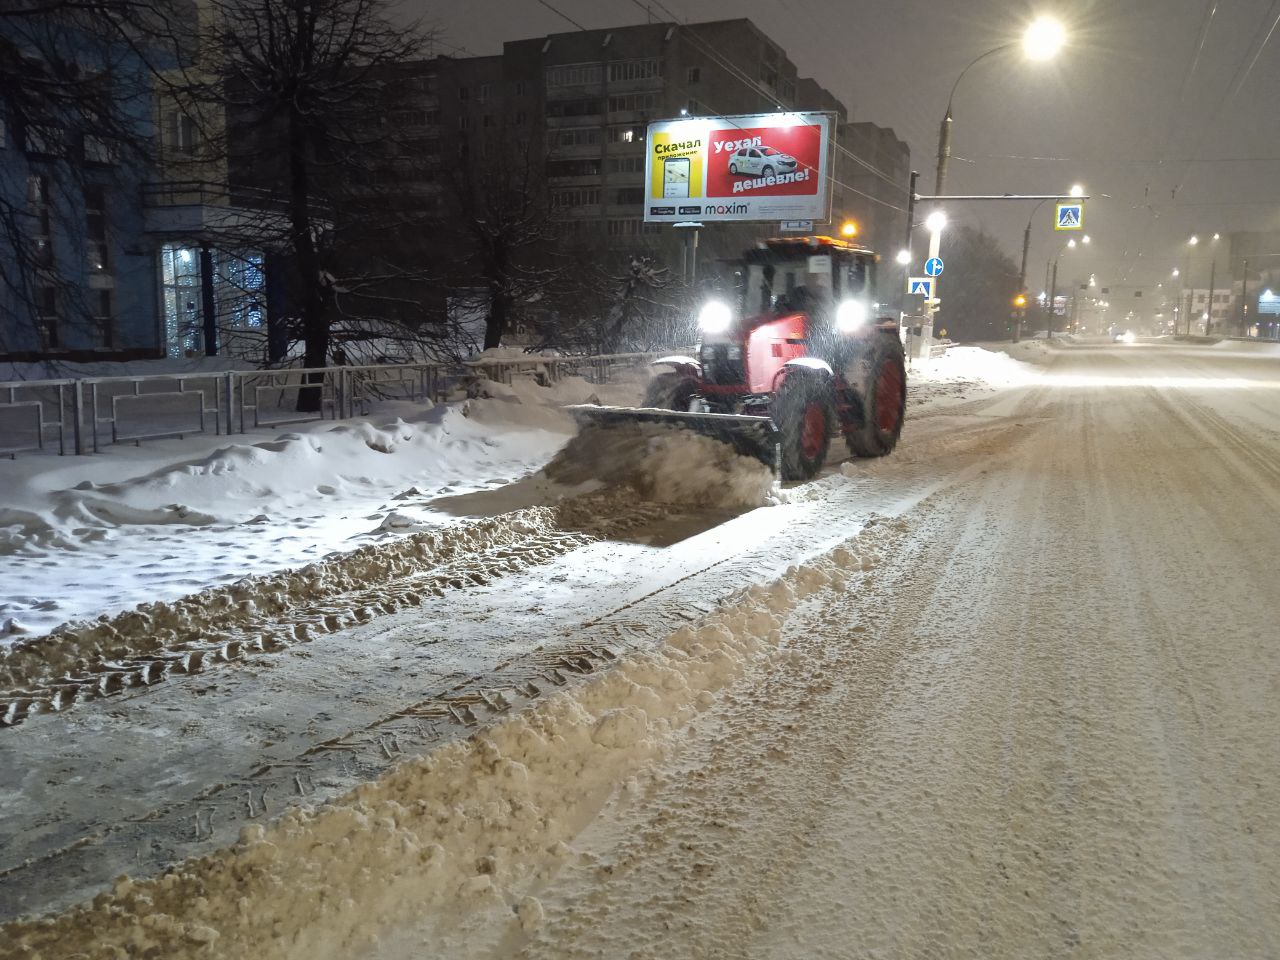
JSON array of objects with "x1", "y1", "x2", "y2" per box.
[{"x1": 572, "y1": 235, "x2": 907, "y2": 481}]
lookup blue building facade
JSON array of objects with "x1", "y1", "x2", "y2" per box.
[
  {"x1": 0, "y1": 21, "x2": 164, "y2": 361},
  {"x1": 1, "y1": 17, "x2": 283, "y2": 365}
]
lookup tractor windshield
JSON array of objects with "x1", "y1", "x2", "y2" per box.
[{"x1": 743, "y1": 256, "x2": 834, "y2": 315}]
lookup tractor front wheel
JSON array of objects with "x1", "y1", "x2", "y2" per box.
[
  {"x1": 844, "y1": 333, "x2": 907, "y2": 458},
  {"x1": 642, "y1": 371, "x2": 698, "y2": 411},
  {"x1": 775, "y1": 373, "x2": 835, "y2": 481}
]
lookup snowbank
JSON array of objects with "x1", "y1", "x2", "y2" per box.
[
  {"x1": 908, "y1": 344, "x2": 1042, "y2": 408},
  {"x1": 0, "y1": 370, "x2": 646, "y2": 640},
  {"x1": 0, "y1": 519, "x2": 904, "y2": 959}
]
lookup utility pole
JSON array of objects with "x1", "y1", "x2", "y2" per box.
[
  {"x1": 1047, "y1": 259, "x2": 1058, "y2": 339},
  {"x1": 1205, "y1": 258, "x2": 1216, "y2": 336},
  {"x1": 902, "y1": 171, "x2": 919, "y2": 320},
  {"x1": 1016, "y1": 218, "x2": 1033, "y2": 342},
  {"x1": 935, "y1": 113, "x2": 952, "y2": 197},
  {"x1": 1240, "y1": 258, "x2": 1249, "y2": 336}
]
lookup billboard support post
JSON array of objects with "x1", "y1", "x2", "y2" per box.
[{"x1": 673, "y1": 221, "x2": 702, "y2": 284}]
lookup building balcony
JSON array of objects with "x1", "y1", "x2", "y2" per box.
[{"x1": 141, "y1": 181, "x2": 301, "y2": 244}]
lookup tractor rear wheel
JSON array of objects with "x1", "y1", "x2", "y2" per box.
[
  {"x1": 775, "y1": 372, "x2": 835, "y2": 481},
  {"x1": 844, "y1": 333, "x2": 907, "y2": 458},
  {"x1": 642, "y1": 371, "x2": 698, "y2": 411}
]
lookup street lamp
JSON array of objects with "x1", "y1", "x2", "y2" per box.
[
  {"x1": 1014, "y1": 185, "x2": 1082, "y2": 342},
  {"x1": 1181, "y1": 232, "x2": 1221, "y2": 334},
  {"x1": 1046, "y1": 234, "x2": 1087, "y2": 337},
  {"x1": 935, "y1": 15, "x2": 1067, "y2": 195},
  {"x1": 1023, "y1": 15, "x2": 1067, "y2": 60}
]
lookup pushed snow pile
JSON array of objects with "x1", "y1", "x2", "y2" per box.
[
  {"x1": 543, "y1": 423, "x2": 775, "y2": 509},
  {"x1": 1, "y1": 518, "x2": 907, "y2": 959}
]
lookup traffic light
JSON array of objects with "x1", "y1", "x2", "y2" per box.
[{"x1": 1013, "y1": 293, "x2": 1028, "y2": 308}]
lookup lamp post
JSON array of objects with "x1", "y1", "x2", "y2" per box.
[
  {"x1": 1015, "y1": 183, "x2": 1084, "y2": 341},
  {"x1": 1045, "y1": 234, "x2": 1088, "y2": 338},
  {"x1": 934, "y1": 16, "x2": 1066, "y2": 196},
  {"x1": 1180, "y1": 233, "x2": 1221, "y2": 334},
  {"x1": 921, "y1": 210, "x2": 947, "y2": 352}
]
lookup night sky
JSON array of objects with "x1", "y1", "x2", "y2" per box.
[{"x1": 424, "y1": 0, "x2": 1280, "y2": 294}]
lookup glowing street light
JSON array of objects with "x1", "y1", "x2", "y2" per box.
[
  {"x1": 925, "y1": 211, "x2": 948, "y2": 234},
  {"x1": 934, "y1": 15, "x2": 1068, "y2": 195},
  {"x1": 1070, "y1": 183, "x2": 1085, "y2": 198},
  {"x1": 1023, "y1": 16, "x2": 1068, "y2": 60},
  {"x1": 895, "y1": 249, "x2": 911, "y2": 265}
]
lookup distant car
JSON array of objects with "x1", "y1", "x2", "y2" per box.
[
  {"x1": 728, "y1": 145, "x2": 798, "y2": 177},
  {"x1": 1113, "y1": 330, "x2": 1136, "y2": 344}
]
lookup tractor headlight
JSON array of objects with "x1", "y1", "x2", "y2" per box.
[
  {"x1": 697, "y1": 300, "x2": 733, "y2": 334},
  {"x1": 836, "y1": 299, "x2": 869, "y2": 332}
]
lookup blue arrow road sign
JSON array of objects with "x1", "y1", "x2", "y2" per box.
[
  {"x1": 908, "y1": 277, "x2": 934, "y2": 297},
  {"x1": 925, "y1": 257, "x2": 944, "y2": 277}
]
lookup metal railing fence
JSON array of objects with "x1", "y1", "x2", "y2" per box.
[{"x1": 0, "y1": 351, "x2": 668, "y2": 458}]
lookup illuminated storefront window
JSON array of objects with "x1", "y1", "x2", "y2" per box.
[{"x1": 160, "y1": 244, "x2": 266, "y2": 357}]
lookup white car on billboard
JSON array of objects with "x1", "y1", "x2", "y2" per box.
[{"x1": 727, "y1": 145, "x2": 798, "y2": 177}]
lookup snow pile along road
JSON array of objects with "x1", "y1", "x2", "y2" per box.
[
  {"x1": 0, "y1": 520, "x2": 902, "y2": 959},
  {"x1": 0, "y1": 486, "x2": 678, "y2": 721},
  {"x1": 0, "y1": 369, "x2": 645, "y2": 638},
  {"x1": 908, "y1": 344, "x2": 1041, "y2": 408}
]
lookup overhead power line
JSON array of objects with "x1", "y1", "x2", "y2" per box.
[{"x1": 531, "y1": 0, "x2": 589, "y2": 32}]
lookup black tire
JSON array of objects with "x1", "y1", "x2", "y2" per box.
[
  {"x1": 774, "y1": 372, "x2": 835, "y2": 481},
  {"x1": 729, "y1": 162, "x2": 738, "y2": 175},
  {"x1": 761, "y1": 164, "x2": 775, "y2": 177},
  {"x1": 844, "y1": 333, "x2": 907, "y2": 458},
  {"x1": 642, "y1": 371, "x2": 698, "y2": 411}
]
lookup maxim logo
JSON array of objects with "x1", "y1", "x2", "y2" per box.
[{"x1": 704, "y1": 202, "x2": 748, "y2": 215}]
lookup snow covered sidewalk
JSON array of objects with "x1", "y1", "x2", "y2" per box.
[{"x1": 0, "y1": 372, "x2": 643, "y2": 639}]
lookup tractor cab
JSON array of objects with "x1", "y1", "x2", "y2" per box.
[{"x1": 739, "y1": 236, "x2": 878, "y2": 325}]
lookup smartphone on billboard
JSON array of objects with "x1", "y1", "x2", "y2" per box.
[{"x1": 663, "y1": 157, "x2": 690, "y2": 199}]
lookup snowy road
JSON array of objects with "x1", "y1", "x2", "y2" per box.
[
  {"x1": 4, "y1": 339, "x2": 1280, "y2": 958},
  {"x1": 472, "y1": 339, "x2": 1280, "y2": 960}
]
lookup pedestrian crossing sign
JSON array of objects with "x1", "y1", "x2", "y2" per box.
[
  {"x1": 1055, "y1": 202, "x2": 1084, "y2": 230},
  {"x1": 908, "y1": 277, "x2": 934, "y2": 297}
]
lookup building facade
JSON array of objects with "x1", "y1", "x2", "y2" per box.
[
  {"x1": 317, "y1": 18, "x2": 911, "y2": 303},
  {"x1": 1, "y1": 6, "x2": 288, "y2": 365},
  {"x1": 0, "y1": 23, "x2": 160, "y2": 361}
]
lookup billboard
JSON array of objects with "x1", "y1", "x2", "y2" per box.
[{"x1": 643, "y1": 112, "x2": 833, "y2": 224}]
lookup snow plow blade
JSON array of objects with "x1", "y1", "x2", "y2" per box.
[{"x1": 566, "y1": 405, "x2": 780, "y2": 475}]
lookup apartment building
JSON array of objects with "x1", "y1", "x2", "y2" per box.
[{"x1": 336, "y1": 19, "x2": 910, "y2": 267}]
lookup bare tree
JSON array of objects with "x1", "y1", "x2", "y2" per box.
[
  {"x1": 437, "y1": 116, "x2": 568, "y2": 351},
  {"x1": 201, "y1": 0, "x2": 431, "y2": 405}
]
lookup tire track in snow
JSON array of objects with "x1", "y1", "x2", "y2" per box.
[{"x1": 0, "y1": 494, "x2": 674, "y2": 728}]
